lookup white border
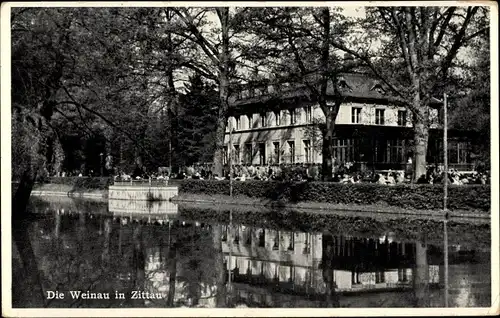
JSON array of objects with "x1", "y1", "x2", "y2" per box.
[{"x1": 1, "y1": 1, "x2": 499, "y2": 317}]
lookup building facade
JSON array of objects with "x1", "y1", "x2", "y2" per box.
[{"x1": 224, "y1": 73, "x2": 474, "y2": 171}]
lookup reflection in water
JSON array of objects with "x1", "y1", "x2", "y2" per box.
[{"x1": 12, "y1": 197, "x2": 491, "y2": 308}]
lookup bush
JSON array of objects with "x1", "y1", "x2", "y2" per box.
[
  {"x1": 178, "y1": 179, "x2": 490, "y2": 212},
  {"x1": 44, "y1": 177, "x2": 112, "y2": 191}
]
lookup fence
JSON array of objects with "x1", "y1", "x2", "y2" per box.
[{"x1": 113, "y1": 179, "x2": 170, "y2": 187}]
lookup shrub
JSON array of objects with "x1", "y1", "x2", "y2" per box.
[
  {"x1": 178, "y1": 179, "x2": 490, "y2": 212},
  {"x1": 44, "y1": 177, "x2": 112, "y2": 191}
]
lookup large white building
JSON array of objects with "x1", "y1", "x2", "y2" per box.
[{"x1": 224, "y1": 72, "x2": 474, "y2": 171}]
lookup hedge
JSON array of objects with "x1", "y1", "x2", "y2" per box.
[
  {"x1": 178, "y1": 179, "x2": 491, "y2": 212},
  {"x1": 43, "y1": 176, "x2": 113, "y2": 191},
  {"x1": 38, "y1": 177, "x2": 490, "y2": 212},
  {"x1": 178, "y1": 205, "x2": 491, "y2": 249}
]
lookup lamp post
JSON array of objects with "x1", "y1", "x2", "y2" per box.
[
  {"x1": 443, "y1": 93, "x2": 448, "y2": 216},
  {"x1": 443, "y1": 93, "x2": 449, "y2": 308},
  {"x1": 100, "y1": 153, "x2": 104, "y2": 177}
]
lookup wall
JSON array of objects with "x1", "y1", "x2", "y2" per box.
[{"x1": 224, "y1": 102, "x2": 440, "y2": 165}]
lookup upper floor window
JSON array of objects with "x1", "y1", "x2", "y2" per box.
[
  {"x1": 260, "y1": 112, "x2": 267, "y2": 127},
  {"x1": 305, "y1": 106, "x2": 312, "y2": 123},
  {"x1": 397, "y1": 110, "x2": 407, "y2": 126},
  {"x1": 235, "y1": 116, "x2": 241, "y2": 130},
  {"x1": 274, "y1": 111, "x2": 281, "y2": 126},
  {"x1": 375, "y1": 109, "x2": 385, "y2": 125},
  {"x1": 351, "y1": 107, "x2": 362, "y2": 124},
  {"x1": 289, "y1": 108, "x2": 297, "y2": 125},
  {"x1": 246, "y1": 114, "x2": 253, "y2": 129}
]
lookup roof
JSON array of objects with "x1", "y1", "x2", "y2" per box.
[{"x1": 229, "y1": 72, "x2": 442, "y2": 112}]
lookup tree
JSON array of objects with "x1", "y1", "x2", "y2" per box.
[
  {"x1": 331, "y1": 6, "x2": 490, "y2": 181},
  {"x1": 234, "y1": 7, "x2": 356, "y2": 180},
  {"x1": 176, "y1": 75, "x2": 219, "y2": 167},
  {"x1": 448, "y1": 34, "x2": 490, "y2": 169},
  {"x1": 170, "y1": 7, "x2": 240, "y2": 178}
]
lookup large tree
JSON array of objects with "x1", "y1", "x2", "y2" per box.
[
  {"x1": 170, "y1": 7, "x2": 241, "y2": 178},
  {"x1": 176, "y1": 75, "x2": 219, "y2": 167},
  {"x1": 234, "y1": 7, "x2": 357, "y2": 180},
  {"x1": 331, "y1": 6, "x2": 490, "y2": 181}
]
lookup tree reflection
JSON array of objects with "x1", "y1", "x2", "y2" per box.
[
  {"x1": 321, "y1": 233, "x2": 340, "y2": 307},
  {"x1": 413, "y1": 238, "x2": 430, "y2": 307}
]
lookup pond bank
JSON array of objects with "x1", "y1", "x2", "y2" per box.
[
  {"x1": 31, "y1": 184, "x2": 108, "y2": 199},
  {"x1": 30, "y1": 183, "x2": 490, "y2": 219},
  {"x1": 172, "y1": 193, "x2": 488, "y2": 220}
]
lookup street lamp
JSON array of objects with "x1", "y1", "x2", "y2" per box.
[{"x1": 100, "y1": 153, "x2": 104, "y2": 177}]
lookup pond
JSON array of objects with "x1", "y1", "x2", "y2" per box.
[{"x1": 11, "y1": 196, "x2": 491, "y2": 308}]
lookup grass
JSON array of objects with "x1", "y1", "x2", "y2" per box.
[{"x1": 171, "y1": 193, "x2": 490, "y2": 220}]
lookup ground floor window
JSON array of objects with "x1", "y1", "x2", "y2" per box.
[
  {"x1": 259, "y1": 143, "x2": 266, "y2": 165},
  {"x1": 449, "y1": 140, "x2": 470, "y2": 164},
  {"x1": 233, "y1": 144, "x2": 240, "y2": 164},
  {"x1": 387, "y1": 139, "x2": 406, "y2": 163},
  {"x1": 223, "y1": 145, "x2": 228, "y2": 165},
  {"x1": 333, "y1": 138, "x2": 356, "y2": 163},
  {"x1": 272, "y1": 141, "x2": 280, "y2": 164},
  {"x1": 288, "y1": 140, "x2": 295, "y2": 164},
  {"x1": 244, "y1": 143, "x2": 252, "y2": 164},
  {"x1": 303, "y1": 140, "x2": 312, "y2": 163}
]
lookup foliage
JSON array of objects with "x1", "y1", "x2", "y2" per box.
[
  {"x1": 178, "y1": 205, "x2": 491, "y2": 249},
  {"x1": 178, "y1": 179, "x2": 490, "y2": 212},
  {"x1": 175, "y1": 75, "x2": 219, "y2": 167},
  {"x1": 43, "y1": 176, "x2": 113, "y2": 190},
  {"x1": 331, "y1": 6, "x2": 490, "y2": 181}
]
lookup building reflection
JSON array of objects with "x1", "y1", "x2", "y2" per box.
[
  {"x1": 219, "y1": 225, "x2": 445, "y2": 307},
  {"x1": 22, "y1": 197, "x2": 491, "y2": 308}
]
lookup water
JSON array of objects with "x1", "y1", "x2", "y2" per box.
[{"x1": 11, "y1": 196, "x2": 491, "y2": 308}]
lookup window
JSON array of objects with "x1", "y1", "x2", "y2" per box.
[
  {"x1": 375, "y1": 109, "x2": 385, "y2": 125},
  {"x1": 303, "y1": 140, "x2": 312, "y2": 163},
  {"x1": 303, "y1": 233, "x2": 310, "y2": 254},
  {"x1": 223, "y1": 145, "x2": 228, "y2": 165},
  {"x1": 449, "y1": 141, "x2": 470, "y2": 164},
  {"x1": 288, "y1": 232, "x2": 295, "y2": 251},
  {"x1": 260, "y1": 112, "x2": 267, "y2": 127},
  {"x1": 259, "y1": 143, "x2": 266, "y2": 165},
  {"x1": 289, "y1": 108, "x2": 296, "y2": 125},
  {"x1": 233, "y1": 145, "x2": 240, "y2": 164},
  {"x1": 246, "y1": 114, "x2": 253, "y2": 129},
  {"x1": 288, "y1": 140, "x2": 295, "y2": 164},
  {"x1": 351, "y1": 107, "x2": 362, "y2": 123},
  {"x1": 245, "y1": 143, "x2": 252, "y2": 164},
  {"x1": 274, "y1": 111, "x2": 281, "y2": 126},
  {"x1": 273, "y1": 231, "x2": 280, "y2": 250},
  {"x1": 375, "y1": 271, "x2": 385, "y2": 284},
  {"x1": 305, "y1": 106, "x2": 312, "y2": 123},
  {"x1": 273, "y1": 142, "x2": 280, "y2": 164},
  {"x1": 235, "y1": 116, "x2": 241, "y2": 130},
  {"x1": 397, "y1": 110, "x2": 407, "y2": 126},
  {"x1": 259, "y1": 229, "x2": 265, "y2": 247},
  {"x1": 333, "y1": 139, "x2": 356, "y2": 163},
  {"x1": 388, "y1": 139, "x2": 406, "y2": 163}
]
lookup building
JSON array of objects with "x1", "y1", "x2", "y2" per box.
[{"x1": 224, "y1": 73, "x2": 475, "y2": 171}]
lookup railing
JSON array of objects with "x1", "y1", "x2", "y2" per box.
[{"x1": 113, "y1": 179, "x2": 169, "y2": 187}]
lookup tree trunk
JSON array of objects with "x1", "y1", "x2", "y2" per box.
[
  {"x1": 413, "y1": 108, "x2": 430, "y2": 182},
  {"x1": 321, "y1": 112, "x2": 335, "y2": 181},
  {"x1": 133, "y1": 225, "x2": 145, "y2": 306},
  {"x1": 212, "y1": 117, "x2": 227, "y2": 178},
  {"x1": 212, "y1": 8, "x2": 230, "y2": 178},
  {"x1": 166, "y1": 238, "x2": 177, "y2": 307},
  {"x1": 413, "y1": 240, "x2": 429, "y2": 307},
  {"x1": 321, "y1": 233, "x2": 340, "y2": 307},
  {"x1": 213, "y1": 224, "x2": 227, "y2": 307},
  {"x1": 12, "y1": 170, "x2": 46, "y2": 307}
]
